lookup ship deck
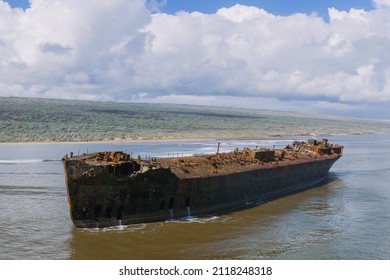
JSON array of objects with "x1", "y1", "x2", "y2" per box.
[
  {"x1": 158, "y1": 151, "x2": 339, "y2": 178},
  {"x1": 68, "y1": 149, "x2": 340, "y2": 179}
]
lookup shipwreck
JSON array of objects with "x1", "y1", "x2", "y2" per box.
[{"x1": 62, "y1": 139, "x2": 343, "y2": 228}]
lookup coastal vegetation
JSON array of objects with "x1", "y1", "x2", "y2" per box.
[{"x1": 1, "y1": 97, "x2": 389, "y2": 143}]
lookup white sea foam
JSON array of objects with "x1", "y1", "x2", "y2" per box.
[{"x1": 0, "y1": 159, "x2": 44, "y2": 164}]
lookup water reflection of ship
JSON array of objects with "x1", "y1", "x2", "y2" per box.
[{"x1": 62, "y1": 139, "x2": 343, "y2": 228}]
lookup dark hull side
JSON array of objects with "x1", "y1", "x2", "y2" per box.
[{"x1": 63, "y1": 156, "x2": 340, "y2": 228}]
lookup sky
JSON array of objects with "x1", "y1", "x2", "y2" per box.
[{"x1": 1, "y1": 0, "x2": 390, "y2": 119}]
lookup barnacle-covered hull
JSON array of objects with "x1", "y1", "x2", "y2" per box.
[{"x1": 62, "y1": 140, "x2": 343, "y2": 228}]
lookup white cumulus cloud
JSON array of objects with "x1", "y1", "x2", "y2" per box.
[
  {"x1": 373, "y1": 0, "x2": 390, "y2": 8},
  {"x1": 0, "y1": 0, "x2": 149, "y2": 99}
]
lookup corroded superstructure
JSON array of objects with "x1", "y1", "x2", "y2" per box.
[{"x1": 62, "y1": 139, "x2": 343, "y2": 228}]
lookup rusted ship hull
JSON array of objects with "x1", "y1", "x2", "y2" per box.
[
  {"x1": 63, "y1": 144, "x2": 341, "y2": 228},
  {"x1": 177, "y1": 156, "x2": 339, "y2": 216}
]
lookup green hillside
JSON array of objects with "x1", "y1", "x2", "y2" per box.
[{"x1": 0, "y1": 97, "x2": 389, "y2": 143}]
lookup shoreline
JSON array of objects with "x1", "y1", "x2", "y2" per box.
[
  {"x1": 0, "y1": 132, "x2": 385, "y2": 145},
  {"x1": 0, "y1": 135, "x2": 301, "y2": 145},
  {"x1": 0, "y1": 137, "x2": 218, "y2": 145}
]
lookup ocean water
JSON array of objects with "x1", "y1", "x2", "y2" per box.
[{"x1": 0, "y1": 134, "x2": 389, "y2": 260}]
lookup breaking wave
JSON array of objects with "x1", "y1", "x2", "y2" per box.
[{"x1": 0, "y1": 159, "x2": 58, "y2": 164}]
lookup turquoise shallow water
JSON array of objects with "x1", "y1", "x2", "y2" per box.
[{"x1": 0, "y1": 134, "x2": 389, "y2": 259}]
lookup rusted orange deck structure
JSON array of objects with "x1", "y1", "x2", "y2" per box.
[{"x1": 62, "y1": 139, "x2": 343, "y2": 228}]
